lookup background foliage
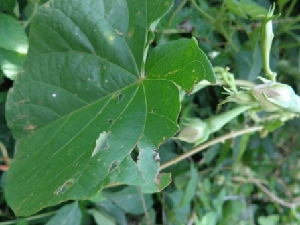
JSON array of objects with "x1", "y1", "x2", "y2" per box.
[{"x1": 0, "y1": 0, "x2": 300, "y2": 224}]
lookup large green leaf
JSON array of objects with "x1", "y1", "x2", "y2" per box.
[{"x1": 5, "y1": 0, "x2": 215, "y2": 216}]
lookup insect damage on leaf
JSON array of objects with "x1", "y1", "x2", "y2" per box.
[
  {"x1": 154, "y1": 150, "x2": 160, "y2": 162},
  {"x1": 55, "y1": 179, "x2": 75, "y2": 195},
  {"x1": 92, "y1": 131, "x2": 112, "y2": 157},
  {"x1": 117, "y1": 93, "x2": 125, "y2": 103},
  {"x1": 109, "y1": 160, "x2": 118, "y2": 172}
]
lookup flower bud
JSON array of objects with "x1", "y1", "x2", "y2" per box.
[
  {"x1": 175, "y1": 118, "x2": 209, "y2": 144},
  {"x1": 251, "y1": 81, "x2": 300, "y2": 113},
  {"x1": 176, "y1": 106, "x2": 250, "y2": 145}
]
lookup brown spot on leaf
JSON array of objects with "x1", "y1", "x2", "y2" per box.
[
  {"x1": 128, "y1": 31, "x2": 133, "y2": 37},
  {"x1": 155, "y1": 173, "x2": 162, "y2": 184}
]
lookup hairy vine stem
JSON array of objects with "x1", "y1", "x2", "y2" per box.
[{"x1": 159, "y1": 126, "x2": 263, "y2": 170}]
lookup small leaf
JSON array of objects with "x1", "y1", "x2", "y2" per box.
[
  {"x1": 235, "y1": 51, "x2": 255, "y2": 82},
  {"x1": 137, "y1": 148, "x2": 171, "y2": 193},
  {"x1": 198, "y1": 211, "x2": 218, "y2": 225},
  {"x1": 165, "y1": 190, "x2": 191, "y2": 224},
  {"x1": 225, "y1": 0, "x2": 247, "y2": 18},
  {"x1": 264, "y1": 119, "x2": 283, "y2": 132},
  {"x1": 140, "y1": 208, "x2": 156, "y2": 225},
  {"x1": 89, "y1": 209, "x2": 116, "y2": 225},
  {"x1": 146, "y1": 38, "x2": 216, "y2": 92},
  {"x1": 248, "y1": 28, "x2": 263, "y2": 81},
  {"x1": 234, "y1": 134, "x2": 251, "y2": 164},
  {"x1": 147, "y1": 0, "x2": 173, "y2": 31},
  {"x1": 278, "y1": 0, "x2": 290, "y2": 11},
  {"x1": 239, "y1": 0, "x2": 268, "y2": 18},
  {"x1": 0, "y1": 0, "x2": 17, "y2": 16},
  {"x1": 98, "y1": 200, "x2": 127, "y2": 225},
  {"x1": 0, "y1": 13, "x2": 28, "y2": 53},
  {"x1": 203, "y1": 144, "x2": 220, "y2": 165},
  {"x1": 45, "y1": 202, "x2": 82, "y2": 225},
  {"x1": 258, "y1": 215, "x2": 279, "y2": 225},
  {"x1": 226, "y1": 0, "x2": 268, "y2": 18},
  {"x1": 0, "y1": 48, "x2": 25, "y2": 80},
  {"x1": 104, "y1": 186, "x2": 153, "y2": 215},
  {"x1": 102, "y1": 155, "x2": 145, "y2": 186},
  {"x1": 180, "y1": 163, "x2": 198, "y2": 205},
  {"x1": 138, "y1": 80, "x2": 180, "y2": 150}
]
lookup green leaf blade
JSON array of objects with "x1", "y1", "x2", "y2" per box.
[
  {"x1": 137, "y1": 148, "x2": 171, "y2": 193},
  {"x1": 6, "y1": 52, "x2": 137, "y2": 139},
  {"x1": 104, "y1": 186, "x2": 153, "y2": 215},
  {"x1": 239, "y1": 0, "x2": 268, "y2": 18},
  {"x1": 0, "y1": 48, "x2": 25, "y2": 80},
  {"x1": 146, "y1": 38, "x2": 216, "y2": 92},
  {"x1": 46, "y1": 202, "x2": 82, "y2": 225},
  {"x1": 0, "y1": 0, "x2": 17, "y2": 16},
  {"x1": 225, "y1": 0, "x2": 247, "y2": 18},
  {"x1": 89, "y1": 209, "x2": 116, "y2": 225},
  {"x1": 0, "y1": 13, "x2": 28, "y2": 54},
  {"x1": 5, "y1": 84, "x2": 147, "y2": 216},
  {"x1": 139, "y1": 79, "x2": 180, "y2": 149},
  {"x1": 30, "y1": 0, "x2": 138, "y2": 75},
  {"x1": 147, "y1": 0, "x2": 173, "y2": 30}
]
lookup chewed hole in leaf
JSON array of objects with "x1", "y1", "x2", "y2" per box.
[
  {"x1": 107, "y1": 119, "x2": 114, "y2": 124},
  {"x1": 154, "y1": 150, "x2": 160, "y2": 162},
  {"x1": 109, "y1": 161, "x2": 118, "y2": 172},
  {"x1": 54, "y1": 179, "x2": 75, "y2": 195},
  {"x1": 92, "y1": 131, "x2": 112, "y2": 157},
  {"x1": 117, "y1": 93, "x2": 125, "y2": 103}
]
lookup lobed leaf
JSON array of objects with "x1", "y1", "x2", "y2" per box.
[{"x1": 5, "y1": 0, "x2": 215, "y2": 216}]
